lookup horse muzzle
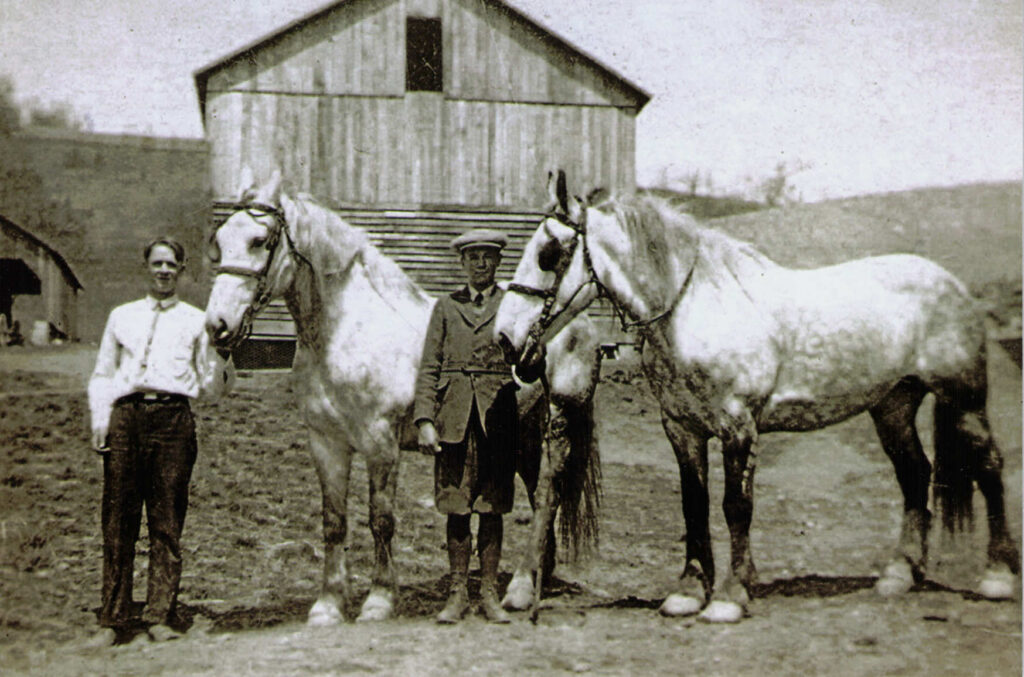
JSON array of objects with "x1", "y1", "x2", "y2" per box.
[
  {"x1": 498, "y1": 332, "x2": 546, "y2": 384},
  {"x1": 207, "y1": 315, "x2": 251, "y2": 352}
]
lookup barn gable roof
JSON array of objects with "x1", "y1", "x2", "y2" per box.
[
  {"x1": 193, "y1": 0, "x2": 650, "y2": 120},
  {"x1": 0, "y1": 214, "x2": 83, "y2": 291}
]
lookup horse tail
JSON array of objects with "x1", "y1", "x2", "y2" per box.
[
  {"x1": 932, "y1": 397, "x2": 978, "y2": 533},
  {"x1": 551, "y1": 395, "x2": 602, "y2": 560}
]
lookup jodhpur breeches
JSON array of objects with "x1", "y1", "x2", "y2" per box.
[{"x1": 99, "y1": 397, "x2": 196, "y2": 628}]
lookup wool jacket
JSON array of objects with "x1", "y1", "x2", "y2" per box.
[{"x1": 413, "y1": 285, "x2": 515, "y2": 443}]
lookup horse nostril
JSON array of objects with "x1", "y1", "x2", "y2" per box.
[
  {"x1": 497, "y1": 333, "x2": 517, "y2": 365},
  {"x1": 208, "y1": 319, "x2": 229, "y2": 344}
]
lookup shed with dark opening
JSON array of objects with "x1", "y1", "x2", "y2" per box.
[
  {"x1": 0, "y1": 214, "x2": 83, "y2": 340},
  {"x1": 194, "y1": 0, "x2": 649, "y2": 364}
]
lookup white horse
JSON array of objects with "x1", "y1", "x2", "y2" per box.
[
  {"x1": 205, "y1": 170, "x2": 601, "y2": 624},
  {"x1": 496, "y1": 170, "x2": 1019, "y2": 623}
]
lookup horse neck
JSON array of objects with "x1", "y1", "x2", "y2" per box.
[
  {"x1": 281, "y1": 195, "x2": 433, "y2": 347},
  {"x1": 587, "y1": 201, "x2": 699, "y2": 322}
]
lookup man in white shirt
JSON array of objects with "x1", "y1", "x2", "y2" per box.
[{"x1": 87, "y1": 236, "x2": 233, "y2": 645}]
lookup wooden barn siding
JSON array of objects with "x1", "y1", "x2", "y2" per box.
[
  {"x1": 205, "y1": 0, "x2": 407, "y2": 97},
  {"x1": 205, "y1": 0, "x2": 636, "y2": 109},
  {"x1": 206, "y1": 92, "x2": 635, "y2": 206},
  {"x1": 447, "y1": 0, "x2": 635, "y2": 108}
]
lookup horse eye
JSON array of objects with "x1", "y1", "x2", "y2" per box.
[
  {"x1": 252, "y1": 236, "x2": 268, "y2": 249},
  {"x1": 537, "y1": 238, "x2": 562, "y2": 272}
]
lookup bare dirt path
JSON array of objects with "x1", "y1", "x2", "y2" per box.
[{"x1": 1, "y1": 341, "x2": 1019, "y2": 676}]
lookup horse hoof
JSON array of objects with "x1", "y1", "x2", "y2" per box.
[
  {"x1": 875, "y1": 559, "x2": 914, "y2": 597},
  {"x1": 698, "y1": 600, "x2": 744, "y2": 624},
  {"x1": 307, "y1": 600, "x2": 344, "y2": 627},
  {"x1": 356, "y1": 591, "x2": 394, "y2": 622},
  {"x1": 501, "y1": 574, "x2": 534, "y2": 611},
  {"x1": 659, "y1": 594, "x2": 702, "y2": 617},
  {"x1": 979, "y1": 568, "x2": 1016, "y2": 600}
]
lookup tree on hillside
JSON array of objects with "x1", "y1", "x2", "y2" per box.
[
  {"x1": 645, "y1": 167, "x2": 763, "y2": 220},
  {"x1": 758, "y1": 161, "x2": 809, "y2": 208},
  {"x1": 0, "y1": 76, "x2": 90, "y2": 261},
  {"x1": 27, "y1": 99, "x2": 89, "y2": 131},
  {"x1": 0, "y1": 76, "x2": 19, "y2": 136}
]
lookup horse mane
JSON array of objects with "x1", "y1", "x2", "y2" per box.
[
  {"x1": 589, "y1": 195, "x2": 700, "y2": 311},
  {"x1": 593, "y1": 194, "x2": 777, "y2": 300},
  {"x1": 281, "y1": 192, "x2": 432, "y2": 305}
]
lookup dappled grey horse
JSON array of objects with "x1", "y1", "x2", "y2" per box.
[{"x1": 496, "y1": 170, "x2": 1019, "y2": 622}]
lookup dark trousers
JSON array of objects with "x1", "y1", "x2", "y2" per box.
[{"x1": 99, "y1": 398, "x2": 196, "y2": 628}]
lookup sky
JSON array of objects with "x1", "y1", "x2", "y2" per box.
[{"x1": 0, "y1": 0, "x2": 1020, "y2": 201}]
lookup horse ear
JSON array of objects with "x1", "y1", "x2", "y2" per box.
[
  {"x1": 546, "y1": 170, "x2": 559, "y2": 207},
  {"x1": 236, "y1": 165, "x2": 257, "y2": 201},
  {"x1": 257, "y1": 169, "x2": 283, "y2": 206},
  {"x1": 555, "y1": 170, "x2": 569, "y2": 212}
]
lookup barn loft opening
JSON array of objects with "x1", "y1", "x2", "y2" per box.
[{"x1": 406, "y1": 17, "x2": 443, "y2": 92}]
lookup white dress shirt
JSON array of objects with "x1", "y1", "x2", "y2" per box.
[{"x1": 88, "y1": 295, "x2": 234, "y2": 432}]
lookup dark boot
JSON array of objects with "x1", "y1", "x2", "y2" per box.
[
  {"x1": 437, "y1": 515, "x2": 471, "y2": 625},
  {"x1": 478, "y1": 514, "x2": 510, "y2": 624}
]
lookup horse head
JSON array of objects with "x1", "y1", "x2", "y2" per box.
[
  {"x1": 495, "y1": 170, "x2": 601, "y2": 380},
  {"x1": 206, "y1": 168, "x2": 298, "y2": 350}
]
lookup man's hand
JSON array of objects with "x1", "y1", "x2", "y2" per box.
[
  {"x1": 417, "y1": 421, "x2": 442, "y2": 456},
  {"x1": 91, "y1": 428, "x2": 109, "y2": 453}
]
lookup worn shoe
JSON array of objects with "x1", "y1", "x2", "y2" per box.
[
  {"x1": 480, "y1": 586, "x2": 511, "y2": 624},
  {"x1": 436, "y1": 586, "x2": 470, "y2": 624},
  {"x1": 148, "y1": 624, "x2": 183, "y2": 642},
  {"x1": 82, "y1": 627, "x2": 117, "y2": 648}
]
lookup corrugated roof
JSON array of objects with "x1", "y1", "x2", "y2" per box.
[
  {"x1": 0, "y1": 214, "x2": 84, "y2": 291},
  {"x1": 193, "y1": 0, "x2": 650, "y2": 120}
]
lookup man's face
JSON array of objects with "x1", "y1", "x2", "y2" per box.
[
  {"x1": 147, "y1": 244, "x2": 183, "y2": 298},
  {"x1": 461, "y1": 247, "x2": 501, "y2": 290}
]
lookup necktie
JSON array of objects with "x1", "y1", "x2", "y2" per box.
[{"x1": 474, "y1": 293, "x2": 484, "y2": 307}]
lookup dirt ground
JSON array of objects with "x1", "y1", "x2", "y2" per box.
[{"x1": 0, "y1": 336, "x2": 1020, "y2": 676}]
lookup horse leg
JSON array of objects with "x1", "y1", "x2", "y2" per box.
[
  {"x1": 869, "y1": 378, "x2": 930, "y2": 597},
  {"x1": 934, "y1": 393, "x2": 1020, "y2": 599},
  {"x1": 307, "y1": 428, "x2": 354, "y2": 626},
  {"x1": 659, "y1": 415, "x2": 713, "y2": 617},
  {"x1": 527, "y1": 456, "x2": 561, "y2": 623},
  {"x1": 699, "y1": 432, "x2": 757, "y2": 623},
  {"x1": 504, "y1": 399, "x2": 561, "y2": 612},
  {"x1": 358, "y1": 429, "x2": 399, "y2": 621}
]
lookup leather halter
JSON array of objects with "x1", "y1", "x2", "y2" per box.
[
  {"x1": 507, "y1": 208, "x2": 687, "y2": 343},
  {"x1": 210, "y1": 201, "x2": 299, "y2": 340},
  {"x1": 505, "y1": 210, "x2": 600, "y2": 345}
]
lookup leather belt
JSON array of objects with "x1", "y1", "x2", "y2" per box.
[
  {"x1": 116, "y1": 392, "x2": 190, "y2": 406},
  {"x1": 439, "y1": 367, "x2": 510, "y2": 376}
]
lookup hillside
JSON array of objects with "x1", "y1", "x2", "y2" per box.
[
  {"x1": 8, "y1": 128, "x2": 211, "y2": 341},
  {"x1": 709, "y1": 182, "x2": 1021, "y2": 289}
]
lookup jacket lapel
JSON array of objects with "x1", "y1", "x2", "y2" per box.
[
  {"x1": 472, "y1": 287, "x2": 503, "y2": 332},
  {"x1": 451, "y1": 287, "x2": 478, "y2": 327}
]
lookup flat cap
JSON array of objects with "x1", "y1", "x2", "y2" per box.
[{"x1": 450, "y1": 228, "x2": 508, "y2": 252}]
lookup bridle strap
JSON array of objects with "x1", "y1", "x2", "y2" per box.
[{"x1": 210, "y1": 201, "x2": 299, "y2": 331}]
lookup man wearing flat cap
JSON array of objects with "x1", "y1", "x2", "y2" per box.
[{"x1": 414, "y1": 228, "x2": 518, "y2": 624}]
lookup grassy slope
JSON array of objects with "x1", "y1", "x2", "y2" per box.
[{"x1": 708, "y1": 182, "x2": 1021, "y2": 289}]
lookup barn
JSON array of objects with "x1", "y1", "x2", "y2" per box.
[
  {"x1": 0, "y1": 214, "x2": 83, "y2": 342},
  {"x1": 194, "y1": 0, "x2": 649, "y2": 363}
]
